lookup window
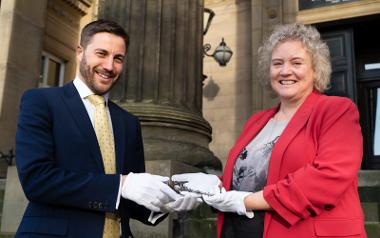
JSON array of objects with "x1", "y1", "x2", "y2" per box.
[
  {"x1": 39, "y1": 52, "x2": 65, "y2": 88},
  {"x1": 357, "y1": 80, "x2": 380, "y2": 169},
  {"x1": 355, "y1": 49, "x2": 380, "y2": 169},
  {"x1": 374, "y1": 88, "x2": 380, "y2": 156}
]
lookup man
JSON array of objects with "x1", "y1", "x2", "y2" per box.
[{"x1": 15, "y1": 19, "x2": 199, "y2": 238}]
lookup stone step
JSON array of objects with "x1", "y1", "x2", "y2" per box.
[
  {"x1": 365, "y1": 222, "x2": 380, "y2": 238},
  {"x1": 0, "y1": 234, "x2": 13, "y2": 238},
  {"x1": 362, "y1": 202, "x2": 379, "y2": 222},
  {"x1": 359, "y1": 186, "x2": 380, "y2": 203},
  {"x1": 172, "y1": 204, "x2": 217, "y2": 237},
  {"x1": 358, "y1": 170, "x2": 380, "y2": 224},
  {"x1": 358, "y1": 170, "x2": 380, "y2": 188},
  {"x1": 183, "y1": 217, "x2": 217, "y2": 238}
]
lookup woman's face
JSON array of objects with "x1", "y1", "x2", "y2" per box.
[{"x1": 270, "y1": 40, "x2": 315, "y2": 104}]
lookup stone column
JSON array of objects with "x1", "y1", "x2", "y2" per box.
[
  {"x1": 0, "y1": 0, "x2": 47, "y2": 233},
  {"x1": 98, "y1": 0, "x2": 221, "y2": 237},
  {"x1": 251, "y1": 0, "x2": 298, "y2": 111},
  {"x1": 0, "y1": 0, "x2": 47, "y2": 174}
]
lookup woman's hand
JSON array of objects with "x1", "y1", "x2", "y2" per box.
[{"x1": 202, "y1": 188, "x2": 254, "y2": 218}]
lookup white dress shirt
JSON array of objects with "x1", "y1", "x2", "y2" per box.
[{"x1": 73, "y1": 77, "x2": 122, "y2": 208}]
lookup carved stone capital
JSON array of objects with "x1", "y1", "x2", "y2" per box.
[{"x1": 62, "y1": 0, "x2": 92, "y2": 15}]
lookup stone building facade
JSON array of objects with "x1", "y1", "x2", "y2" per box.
[{"x1": 0, "y1": 0, "x2": 379, "y2": 237}]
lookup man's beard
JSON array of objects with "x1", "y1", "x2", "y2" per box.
[{"x1": 79, "y1": 55, "x2": 117, "y2": 95}]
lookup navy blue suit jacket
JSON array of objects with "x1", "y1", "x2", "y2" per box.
[{"x1": 15, "y1": 82, "x2": 154, "y2": 237}]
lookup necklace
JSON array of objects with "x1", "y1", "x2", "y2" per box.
[{"x1": 261, "y1": 118, "x2": 280, "y2": 153}]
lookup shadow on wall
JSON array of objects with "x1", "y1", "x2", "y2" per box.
[{"x1": 203, "y1": 76, "x2": 220, "y2": 101}]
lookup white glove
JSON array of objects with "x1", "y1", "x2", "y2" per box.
[
  {"x1": 164, "y1": 192, "x2": 202, "y2": 212},
  {"x1": 121, "y1": 172, "x2": 181, "y2": 212},
  {"x1": 171, "y1": 172, "x2": 221, "y2": 197},
  {"x1": 202, "y1": 188, "x2": 254, "y2": 218}
]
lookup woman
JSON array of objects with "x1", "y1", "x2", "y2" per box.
[{"x1": 202, "y1": 23, "x2": 367, "y2": 238}]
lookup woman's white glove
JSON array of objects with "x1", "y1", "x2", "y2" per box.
[
  {"x1": 121, "y1": 172, "x2": 181, "y2": 212},
  {"x1": 171, "y1": 172, "x2": 221, "y2": 197},
  {"x1": 203, "y1": 188, "x2": 254, "y2": 218},
  {"x1": 164, "y1": 192, "x2": 202, "y2": 212}
]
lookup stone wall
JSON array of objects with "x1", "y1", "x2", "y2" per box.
[
  {"x1": 203, "y1": 0, "x2": 253, "y2": 166},
  {"x1": 202, "y1": 0, "x2": 297, "y2": 166}
]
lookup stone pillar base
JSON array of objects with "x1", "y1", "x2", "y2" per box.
[
  {"x1": 1, "y1": 166, "x2": 27, "y2": 234},
  {"x1": 130, "y1": 160, "x2": 218, "y2": 238}
]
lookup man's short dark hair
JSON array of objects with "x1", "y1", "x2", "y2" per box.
[{"x1": 80, "y1": 19, "x2": 129, "y2": 50}]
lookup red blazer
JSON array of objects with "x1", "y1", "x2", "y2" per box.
[{"x1": 218, "y1": 92, "x2": 367, "y2": 238}]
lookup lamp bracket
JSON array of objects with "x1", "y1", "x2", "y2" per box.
[
  {"x1": 203, "y1": 43, "x2": 213, "y2": 57},
  {"x1": 203, "y1": 8, "x2": 215, "y2": 35}
]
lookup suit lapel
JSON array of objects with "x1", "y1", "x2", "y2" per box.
[
  {"x1": 61, "y1": 82, "x2": 105, "y2": 171},
  {"x1": 263, "y1": 92, "x2": 320, "y2": 237},
  {"x1": 109, "y1": 102, "x2": 125, "y2": 174},
  {"x1": 266, "y1": 91, "x2": 319, "y2": 184}
]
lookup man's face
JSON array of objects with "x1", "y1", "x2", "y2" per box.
[{"x1": 77, "y1": 32, "x2": 126, "y2": 95}]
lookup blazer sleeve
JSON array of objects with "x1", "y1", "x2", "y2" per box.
[
  {"x1": 263, "y1": 99, "x2": 363, "y2": 226},
  {"x1": 16, "y1": 89, "x2": 120, "y2": 212}
]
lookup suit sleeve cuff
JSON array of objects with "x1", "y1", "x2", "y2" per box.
[
  {"x1": 148, "y1": 211, "x2": 167, "y2": 224},
  {"x1": 264, "y1": 185, "x2": 301, "y2": 226}
]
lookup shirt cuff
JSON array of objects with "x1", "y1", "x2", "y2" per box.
[
  {"x1": 245, "y1": 210, "x2": 254, "y2": 218},
  {"x1": 116, "y1": 174, "x2": 122, "y2": 209},
  {"x1": 148, "y1": 211, "x2": 167, "y2": 224}
]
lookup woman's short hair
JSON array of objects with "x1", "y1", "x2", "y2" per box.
[{"x1": 258, "y1": 23, "x2": 331, "y2": 92}]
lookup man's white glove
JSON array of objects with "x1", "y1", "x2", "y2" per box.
[
  {"x1": 121, "y1": 172, "x2": 181, "y2": 212},
  {"x1": 164, "y1": 192, "x2": 202, "y2": 212},
  {"x1": 202, "y1": 188, "x2": 254, "y2": 218},
  {"x1": 171, "y1": 172, "x2": 221, "y2": 197}
]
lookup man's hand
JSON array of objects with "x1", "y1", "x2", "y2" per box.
[
  {"x1": 202, "y1": 188, "x2": 254, "y2": 218},
  {"x1": 171, "y1": 172, "x2": 221, "y2": 197},
  {"x1": 121, "y1": 172, "x2": 181, "y2": 212}
]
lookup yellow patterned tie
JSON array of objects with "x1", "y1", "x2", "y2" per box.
[{"x1": 86, "y1": 95, "x2": 120, "y2": 238}]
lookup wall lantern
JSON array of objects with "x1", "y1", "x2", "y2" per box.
[
  {"x1": 203, "y1": 38, "x2": 233, "y2": 66},
  {"x1": 203, "y1": 8, "x2": 233, "y2": 67}
]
